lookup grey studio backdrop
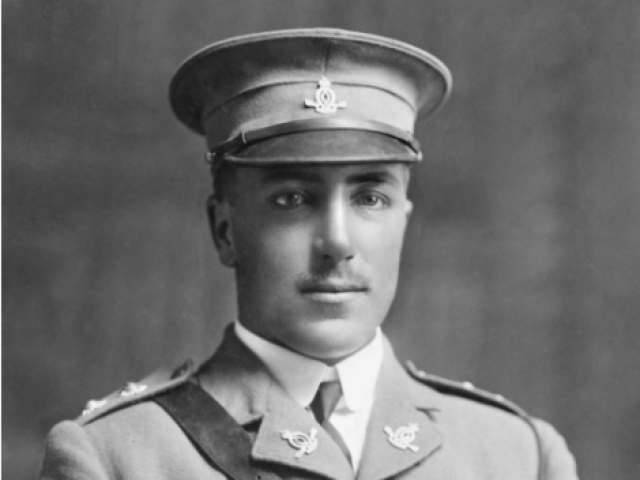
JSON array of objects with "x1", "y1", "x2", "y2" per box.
[{"x1": 3, "y1": 1, "x2": 640, "y2": 479}]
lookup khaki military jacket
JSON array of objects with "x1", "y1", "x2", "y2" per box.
[{"x1": 40, "y1": 328, "x2": 578, "y2": 479}]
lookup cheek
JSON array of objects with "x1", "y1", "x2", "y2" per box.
[
  {"x1": 359, "y1": 215, "x2": 408, "y2": 267},
  {"x1": 233, "y1": 219, "x2": 311, "y2": 285}
]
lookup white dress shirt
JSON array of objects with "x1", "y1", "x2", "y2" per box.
[{"x1": 234, "y1": 321, "x2": 384, "y2": 471}]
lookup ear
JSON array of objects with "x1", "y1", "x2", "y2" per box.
[
  {"x1": 401, "y1": 165, "x2": 414, "y2": 220},
  {"x1": 206, "y1": 195, "x2": 236, "y2": 268},
  {"x1": 404, "y1": 198, "x2": 414, "y2": 219}
]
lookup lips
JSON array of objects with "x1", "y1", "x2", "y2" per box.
[
  {"x1": 299, "y1": 281, "x2": 368, "y2": 294},
  {"x1": 298, "y1": 279, "x2": 369, "y2": 303}
]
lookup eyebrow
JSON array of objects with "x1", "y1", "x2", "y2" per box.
[
  {"x1": 259, "y1": 168, "x2": 401, "y2": 187},
  {"x1": 345, "y1": 170, "x2": 400, "y2": 187}
]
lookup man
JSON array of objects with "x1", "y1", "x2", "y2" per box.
[{"x1": 40, "y1": 28, "x2": 578, "y2": 479}]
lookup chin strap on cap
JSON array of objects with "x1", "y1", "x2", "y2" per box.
[{"x1": 204, "y1": 117, "x2": 422, "y2": 165}]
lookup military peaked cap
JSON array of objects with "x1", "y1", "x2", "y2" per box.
[{"x1": 169, "y1": 28, "x2": 452, "y2": 168}]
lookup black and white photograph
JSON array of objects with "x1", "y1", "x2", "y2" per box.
[{"x1": 3, "y1": 1, "x2": 639, "y2": 479}]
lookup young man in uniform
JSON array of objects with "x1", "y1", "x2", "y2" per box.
[{"x1": 40, "y1": 29, "x2": 579, "y2": 479}]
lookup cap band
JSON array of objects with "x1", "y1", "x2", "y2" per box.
[{"x1": 206, "y1": 117, "x2": 422, "y2": 164}]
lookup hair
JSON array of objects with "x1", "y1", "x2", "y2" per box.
[{"x1": 211, "y1": 161, "x2": 238, "y2": 202}]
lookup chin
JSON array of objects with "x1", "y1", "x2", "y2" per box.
[{"x1": 283, "y1": 318, "x2": 377, "y2": 361}]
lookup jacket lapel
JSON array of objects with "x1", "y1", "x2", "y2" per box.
[
  {"x1": 252, "y1": 383, "x2": 354, "y2": 480},
  {"x1": 356, "y1": 338, "x2": 443, "y2": 480},
  {"x1": 197, "y1": 326, "x2": 354, "y2": 480}
]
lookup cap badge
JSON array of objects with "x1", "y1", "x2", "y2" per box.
[
  {"x1": 304, "y1": 77, "x2": 346, "y2": 114},
  {"x1": 280, "y1": 428, "x2": 318, "y2": 458},
  {"x1": 384, "y1": 423, "x2": 420, "y2": 452}
]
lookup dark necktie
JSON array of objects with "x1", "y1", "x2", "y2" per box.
[{"x1": 309, "y1": 381, "x2": 352, "y2": 464}]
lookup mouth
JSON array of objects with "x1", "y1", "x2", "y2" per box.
[{"x1": 299, "y1": 282, "x2": 369, "y2": 303}]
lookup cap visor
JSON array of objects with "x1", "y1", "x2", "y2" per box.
[{"x1": 223, "y1": 130, "x2": 419, "y2": 164}]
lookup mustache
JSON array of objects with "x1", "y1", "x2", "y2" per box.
[{"x1": 296, "y1": 266, "x2": 371, "y2": 292}]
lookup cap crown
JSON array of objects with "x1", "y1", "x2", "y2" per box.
[{"x1": 170, "y1": 28, "x2": 452, "y2": 164}]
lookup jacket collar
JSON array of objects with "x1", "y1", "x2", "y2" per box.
[
  {"x1": 356, "y1": 336, "x2": 442, "y2": 480},
  {"x1": 197, "y1": 325, "x2": 443, "y2": 480},
  {"x1": 198, "y1": 326, "x2": 354, "y2": 479},
  {"x1": 197, "y1": 325, "x2": 272, "y2": 426}
]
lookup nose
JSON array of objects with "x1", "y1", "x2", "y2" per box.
[{"x1": 313, "y1": 198, "x2": 355, "y2": 263}]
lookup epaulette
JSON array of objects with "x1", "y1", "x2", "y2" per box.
[
  {"x1": 406, "y1": 361, "x2": 543, "y2": 480},
  {"x1": 77, "y1": 359, "x2": 195, "y2": 426},
  {"x1": 405, "y1": 360, "x2": 530, "y2": 419}
]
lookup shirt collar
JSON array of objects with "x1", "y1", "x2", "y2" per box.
[{"x1": 234, "y1": 321, "x2": 383, "y2": 412}]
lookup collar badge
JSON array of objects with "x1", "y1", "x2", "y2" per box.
[
  {"x1": 384, "y1": 423, "x2": 420, "y2": 452},
  {"x1": 304, "y1": 77, "x2": 346, "y2": 114},
  {"x1": 280, "y1": 428, "x2": 318, "y2": 458}
]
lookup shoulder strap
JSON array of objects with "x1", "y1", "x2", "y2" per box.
[
  {"x1": 406, "y1": 361, "x2": 544, "y2": 480},
  {"x1": 406, "y1": 361, "x2": 530, "y2": 417},
  {"x1": 79, "y1": 360, "x2": 194, "y2": 426},
  {"x1": 154, "y1": 381, "x2": 281, "y2": 480}
]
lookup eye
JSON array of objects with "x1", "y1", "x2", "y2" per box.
[
  {"x1": 272, "y1": 191, "x2": 308, "y2": 208},
  {"x1": 354, "y1": 191, "x2": 389, "y2": 209}
]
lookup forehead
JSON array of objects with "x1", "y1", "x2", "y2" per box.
[{"x1": 232, "y1": 162, "x2": 410, "y2": 189}]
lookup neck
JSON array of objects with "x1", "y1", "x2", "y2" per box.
[{"x1": 255, "y1": 329, "x2": 378, "y2": 366}]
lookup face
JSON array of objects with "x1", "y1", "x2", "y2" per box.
[{"x1": 210, "y1": 162, "x2": 413, "y2": 361}]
